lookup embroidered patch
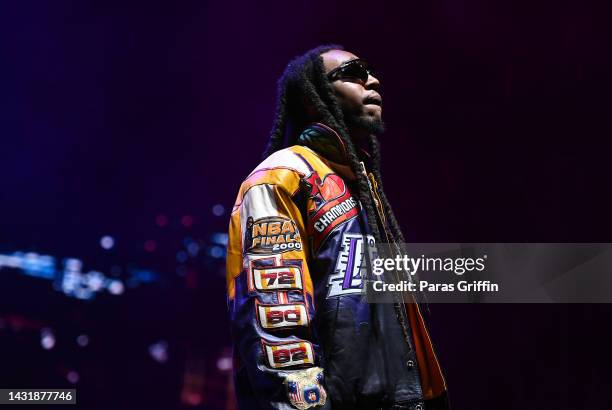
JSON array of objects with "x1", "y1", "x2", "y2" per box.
[
  {"x1": 256, "y1": 301, "x2": 309, "y2": 329},
  {"x1": 327, "y1": 233, "x2": 375, "y2": 298},
  {"x1": 262, "y1": 340, "x2": 314, "y2": 369},
  {"x1": 303, "y1": 172, "x2": 359, "y2": 251},
  {"x1": 244, "y1": 216, "x2": 302, "y2": 255},
  {"x1": 251, "y1": 265, "x2": 303, "y2": 292},
  {"x1": 285, "y1": 367, "x2": 327, "y2": 410}
]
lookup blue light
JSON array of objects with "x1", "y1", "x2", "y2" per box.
[
  {"x1": 107, "y1": 280, "x2": 125, "y2": 295},
  {"x1": 0, "y1": 252, "x2": 56, "y2": 279},
  {"x1": 100, "y1": 235, "x2": 115, "y2": 250},
  {"x1": 176, "y1": 251, "x2": 188, "y2": 263},
  {"x1": 76, "y1": 334, "x2": 90, "y2": 347},
  {"x1": 212, "y1": 204, "x2": 225, "y2": 216},
  {"x1": 130, "y1": 269, "x2": 156, "y2": 283},
  {"x1": 1, "y1": 249, "x2": 165, "y2": 301},
  {"x1": 210, "y1": 246, "x2": 225, "y2": 258},
  {"x1": 211, "y1": 233, "x2": 228, "y2": 246},
  {"x1": 148, "y1": 340, "x2": 169, "y2": 363},
  {"x1": 41, "y1": 328, "x2": 56, "y2": 350},
  {"x1": 187, "y1": 242, "x2": 199, "y2": 256}
]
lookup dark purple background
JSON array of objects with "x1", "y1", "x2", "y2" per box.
[{"x1": 2, "y1": 1, "x2": 612, "y2": 409}]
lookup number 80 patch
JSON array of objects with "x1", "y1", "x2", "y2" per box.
[{"x1": 256, "y1": 301, "x2": 309, "y2": 329}]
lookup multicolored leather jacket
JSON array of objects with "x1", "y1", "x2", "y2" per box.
[{"x1": 227, "y1": 123, "x2": 447, "y2": 410}]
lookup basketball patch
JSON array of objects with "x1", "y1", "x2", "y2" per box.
[{"x1": 244, "y1": 216, "x2": 302, "y2": 255}]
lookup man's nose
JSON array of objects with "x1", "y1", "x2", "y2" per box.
[{"x1": 365, "y1": 74, "x2": 380, "y2": 91}]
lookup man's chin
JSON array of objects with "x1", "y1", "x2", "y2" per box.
[{"x1": 348, "y1": 114, "x2": 386, "y2": 136}]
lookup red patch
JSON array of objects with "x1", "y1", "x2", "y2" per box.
[
  {"x1": 304, "y1": 173, "x2": 345, "y2": 203},
  {"x1": 304, "y1": 173, "x2": 359, "y2": 251}
]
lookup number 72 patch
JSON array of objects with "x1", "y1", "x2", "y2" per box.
[{"x1": 250, "y1": 265, "x2": 303, "y2": 292}]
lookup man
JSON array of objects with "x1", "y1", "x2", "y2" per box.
[{"x1": 227, "y1": 45, "x2": 448, "y2": 410}]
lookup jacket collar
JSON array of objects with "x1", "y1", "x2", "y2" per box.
[
  {"x1": 296, "y1": 122, "x2": 372, "y2": 171},
  {"x1": 296, "y1": 123, "x2": 349, "y2": 165}
]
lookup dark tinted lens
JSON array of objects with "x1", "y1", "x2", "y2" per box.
[{"x1": 339, "y1": 62, "x2": 369, "y2": 82}]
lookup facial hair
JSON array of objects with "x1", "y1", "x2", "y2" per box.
[{"x1": 345, "y1": 111, "x2": 386, "y2": 136}]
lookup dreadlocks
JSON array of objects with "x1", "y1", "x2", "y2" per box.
[{"x1": 262, "y1": 45, "x2": 406, "y2": 247}]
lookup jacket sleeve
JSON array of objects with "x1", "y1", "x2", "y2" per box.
[{"x1": 226, "y1": 171, "x2": 329, "y2": 410}]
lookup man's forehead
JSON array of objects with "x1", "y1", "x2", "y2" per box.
[{"x1": 321, "y1": 49, "x2": 359, "y2": 73}]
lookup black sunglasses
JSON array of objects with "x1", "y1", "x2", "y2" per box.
[{"x1": 326, "y1": 59, "x2": 375, "y2": 83}]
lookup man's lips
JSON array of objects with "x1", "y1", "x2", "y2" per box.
[{"x1": 363, "y1": 95, "x2": 382, "y2": 106}]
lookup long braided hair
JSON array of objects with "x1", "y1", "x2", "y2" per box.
[{"x1": 262, "y1": 44, "x2": 406, "y2": 247}]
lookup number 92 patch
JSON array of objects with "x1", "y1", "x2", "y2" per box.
[{"x1": 261, "y1": 340, "x2": 315, "y2": 369}]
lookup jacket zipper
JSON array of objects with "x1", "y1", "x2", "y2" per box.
[
  {"x1": 360, "y1": 161, "x2": 414, "y2": 352},
  {"x1": 360, "y1": 162, "x2": 390, "y2": 239}
]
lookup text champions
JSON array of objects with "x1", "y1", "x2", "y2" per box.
[{"x1": 313, "y1": 197, "x2": 357, "y2": 233}]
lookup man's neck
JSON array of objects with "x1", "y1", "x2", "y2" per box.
[{"x1": 348, "y1": 126, "x2": 371, "y2": 156}]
